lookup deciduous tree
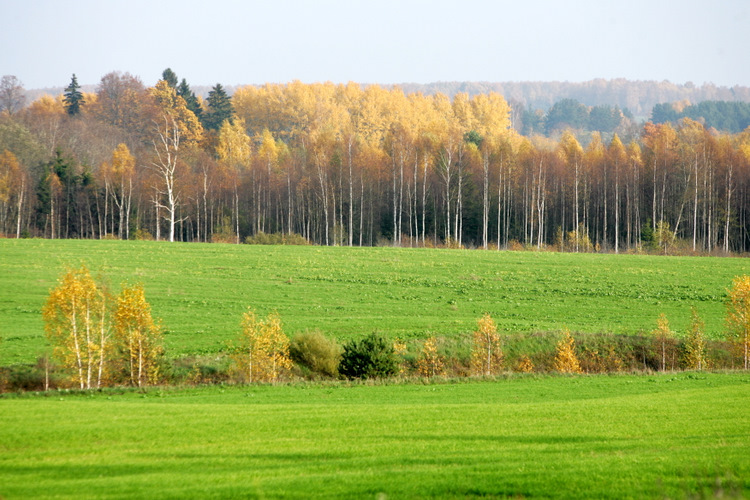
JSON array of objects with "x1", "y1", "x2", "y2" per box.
[
  {"x1": 0, "y1": 75, "x2": 25, "y2": 115},
  {"x1": 683, "y1": 307, "x2": 707, "y2": 370},
  {"x1": 42, "y1": 266, "x2": 111, "y2": 389},
  {"x1": 231, "y1": 309, "x2": 292, "y2": 383},
  {"x1": 113, "y1": 283, "x2": 164, "y2": 387},
  {"x1": 0, "y1": 149, "x2": 26, "y2": 237},
  {"x1": 149, "y1": 80, "x2": 203, "y2": 241},
  {"x1": 651, "y1": 313, "x2": 675, "y2": 371},
  {"x1": 471, "y1": 313, "x2": 503, "y2": 376},
  {"x1": 726, "y1": 275, "x2": 750, "y2": 370},
  {"x1": 553, "y1": 329, "x2": 582, "y2": 373},
  {"x1": 417, "y1": 336, "x2": 444, "y2": 377},
  {"x1": 216, "y1": 118, "x2": 251, "y2": 241}
]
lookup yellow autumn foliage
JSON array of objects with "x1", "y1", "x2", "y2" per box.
[
  {"x1": 726, "y1": 275, "x2": 750, "y2": 370},
  {"x1": 231, "y1": 309, "x2": 293, "y2": 383},
  {"x1": 553, "y1": 329, "x2": 582, "y2": 374},
  {"x1": 42, "y1": 265, "x2": 111, "y2": 389},
  {"x1": 471, "y1": 313, "x2": 503, "y2": 376},
  {"x1": 113, "y1": 283, "x2": 164, "y2": 387},
  {"x1": 417, "y1": 336, "x2": 444, "y2": 378}
]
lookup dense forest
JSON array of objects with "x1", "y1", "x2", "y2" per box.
[
  {"x1": 2, "y1": 71, "x2": 750, "y2": 253},
  {"x1": 398, "y1": 80, "x2": 750, "y2": 117}
]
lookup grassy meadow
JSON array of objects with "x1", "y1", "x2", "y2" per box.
[
  {"x1": 2, "y1": 239, "x2": 750, "y2": 364},
  {"x1": 1, "y1": 372, "x2": 749, "y2": 499}
]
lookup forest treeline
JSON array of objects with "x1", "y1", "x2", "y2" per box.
[
  {"x1": 2, "y1": 71, "x2": 750, "y2": 252},
  {"x1": 398, "y1": 79, "x2": 750, "y2": 117}
]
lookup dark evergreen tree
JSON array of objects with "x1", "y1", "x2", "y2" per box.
[
  {"x1": 589, "y1": 105, "x2": 622, "y2": 132},
  {"x1": 651, "y1": 103, "x2": 678, "y2": 124},
  {"x1": 339, "y1": 333, "x2": 398, "y2": 379},
  {"x1": 63, "y1": 74, "x2": 84, "y2": 116},
  {"x1": 464, "y1": 130, "x2": 483, "y2": 148},
  {"x1": 521, "y1": 108, "x2": 545, "y2": 136},
  {"x1": 545, "y1": 98, "x2": 589, "y2": 134},
  {"x1": 641, "y1": 218, "x2": 657, "y2": 251},
  {"x1": 177, "y1": 78, "x2": 202, "y2": 121},
  {"x1": 202, "y1": 83, "x2": 233, "y2": 130},
  {"x1": 161, "y1": 68, "x2": 178, "y2": 89}
]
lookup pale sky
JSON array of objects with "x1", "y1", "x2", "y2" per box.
[{"x1": 2, "y1": 0, "x2": 748, "y2": 90}]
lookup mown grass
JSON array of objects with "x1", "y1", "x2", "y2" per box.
[
  {"x1": 1, "y1": 372, "x2": 748, "y2": 499},
  {"x1": 1, "y1": 239, "x2": 749, "y2": 364}
]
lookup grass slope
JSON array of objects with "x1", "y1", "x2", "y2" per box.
[
  {"x1": 1, "y1": 239, "x2": 749, "y2": 364},
  {"x1": 1, "y1": 373, "x2": 749, "y2": 499}
]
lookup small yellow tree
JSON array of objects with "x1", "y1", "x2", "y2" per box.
[
  {"x1": 113, "y1": 284, "x2": 164, "y2": 387},
  {"x1": 683, "y1": 307, "x2": 708, "y2": 371},
  {"x1": 553, "y1": 329, "x2": 582, "y2": 374},
  {"x1": 652, "y1": 313, "x2": 675, "y2": 371},
  {"x1": 471, "y1": 313, "x2": 503, "y2": 376},
  {"x1": 232, "y1": 309, "x2": 293, "y2": 383},
  {"x1": 726, "y1": 275, "x2": 750, "y2": 370},
  {"x1": 417, "y1": 336, "x2": 444, "y2": 377},
  {"x1": 516, "y1": 355, "x2": 534, "y2": 373},
  {"x1": 43, "y1": 266, "x2": 111, "y2": 389}
]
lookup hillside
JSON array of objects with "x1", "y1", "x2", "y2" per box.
[{"x1": 2, "y1": 239, "x2": 747, "y2": 364}]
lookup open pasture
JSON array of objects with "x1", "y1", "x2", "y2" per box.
[
  {"x1": 1, "y1": 372, "x2": 749, "y2": 498},
  {"x1": 1, "y1": 239, "x2": 750, "y2": 364}
]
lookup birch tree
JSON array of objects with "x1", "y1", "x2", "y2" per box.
[
  {"x1": 683, "y1": 307, "x2": 707, "y2": 370},
  {"x1": 42, "y1": 266, "x2": 111, "y2": 389},
  {"x1": 651, "y1": 313, "x2": 675, "y2": 371},
  {"x1": 417, "y1": 336, "x2": 445, "y2": 377},
  {"x1": 216, "y1": 118, "x2": 251, "y2": 241},
  {"x1": 231, "y1": 309, "x2": 293, "y2": 383},
  {"x1": 149, "y1": 80, "x2": 203, "y2": 242},
  {"x1": 726, "y1": 275, "x2": 750, "y2": 370},
  {"x1": 113, "y1": 283, "x2": 163, "y2": 387},
  {"x1": 109, "y1": 144, "x2": 135, "y2": 239},
  {"x1": 471, "y1": 313, "x2": 503, "y2": 376},
  {"x1": 553, "y1": 329, "x2": 582, "y2": 374}
]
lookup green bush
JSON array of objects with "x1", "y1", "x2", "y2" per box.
[
  {"x1": 339, "y1": 332, "x2": 398, "y2": 379},
  {"x1": 289, "y1": 331, "x2": 341, "y2": 378}
]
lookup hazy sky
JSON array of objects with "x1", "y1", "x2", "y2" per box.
[{"x1": 2, "y1": 0, "x2": 749, "y2": 89}]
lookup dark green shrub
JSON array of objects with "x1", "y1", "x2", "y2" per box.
[
  {"x1": 289, "y1": 331, "x2": 341, "y2": 378},
  {"x1": 339, "y1": 332, "x2": 398, "y2": 379}
]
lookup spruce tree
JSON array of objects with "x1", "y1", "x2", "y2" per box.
[
  {"x1": 203, "y1": 83, "x2": 233, "y2": 130},
  {"x1": 177, "y1": 78, "x2": 202, "y2": 120},
  {"x1": 161, "y1": 68, "x2": 178, "y2": 89},
  {"x1": 63, "y1": 74, "x2": 84, "y2": 116}
]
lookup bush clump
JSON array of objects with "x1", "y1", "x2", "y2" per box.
[
  {"x1": 289, "y1": 331, "x2": 342, "y2": 378},
  {"x1": 339, "y1": 332, "x2": 398, "y2": 379},
  {"x1": 244, "y1": 231, "x2": 309, "y2": 245}
]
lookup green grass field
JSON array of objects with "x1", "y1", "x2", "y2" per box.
[
  {"x1": 2, "y1": 239, "x2": 750, "y2": 364},
  {"x1": 1, "y1": 372, "x2": 748, "y2": 499}
]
